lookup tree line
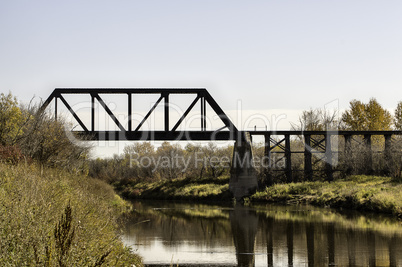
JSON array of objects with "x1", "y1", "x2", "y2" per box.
[
  {"x1": 90, "y1": 98, "x2": 402, "y2": 185},
  {"x1": 1, "y1": 93, "x2": 401, "y2": 183},
  {"x1": 294, "y1": 98, "x2": 401, "y2": 131}
]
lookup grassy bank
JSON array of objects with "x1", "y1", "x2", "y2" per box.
[
  {"x1": 116, "y1": 175, "x2": 402, "y2": 218},
  {"x1": 251, "y1": 175, "x2": 402, "y2": 218},
  {"x1": 0, "y1": 163, "x2": 142, "y2": 266},
  {"x1": 115, "y1": 176, "x2": 231, "y2": 201}
]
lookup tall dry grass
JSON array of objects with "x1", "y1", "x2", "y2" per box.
[{"x1": 0, "y1": 163, "x2": 142, "y2": 266}]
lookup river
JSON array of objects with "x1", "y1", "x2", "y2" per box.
[{"x1": 122, "y1": 201, "x2": 402, "y2": 266}]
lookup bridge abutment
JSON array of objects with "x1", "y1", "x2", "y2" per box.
[{"x1": 229, "y1": 137, "x2": 258, "y2": 200}]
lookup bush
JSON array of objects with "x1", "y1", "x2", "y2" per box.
[{"x1": 0, "y1": 145, "x2": 24, "y2": 164}]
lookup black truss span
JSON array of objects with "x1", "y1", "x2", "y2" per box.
[
  {"x1": 41, "y1": 88, "x2": 402, "y2": 141},
  {"x1": 41, "y1": 88, "x2": 240, "y2": 141}
]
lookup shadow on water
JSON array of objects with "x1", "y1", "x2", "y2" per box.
[{"x1": 122, "y1": 201, "x2": 402, "y2": 267}]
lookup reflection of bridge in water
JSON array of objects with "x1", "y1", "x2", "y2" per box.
[
  {"x1": 42, "y1": 88, "x2": 402, "y2": 199},
  {"x1": 124, "y1": 202, "x2": 402, "y2": 266}
]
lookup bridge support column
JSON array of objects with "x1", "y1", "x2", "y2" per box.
[
  {"x1": 344, "y1": 135, "x2": 353, "y2": 175},
  {"x1": 264, "y1": 134, "x2": 273, "y2": 186},
  {"x1": 364, "y1": 134, "x2": 373, "y2": 175},
  {"x1": 304, "y1": 134, "x2": 313, "y2": 181},
  {"x1": 229, "y1": 138, "x2": 258, "y2": 200},
  {"x1": 384, "y1": 134, "x2": 392, "y2": 175}
]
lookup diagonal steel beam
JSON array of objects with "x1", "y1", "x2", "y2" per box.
[
  {"x1": 93, "y1": 93, "x2": 126, "y2": 131},
  {"x1": 203, "y1": 91, "x2": 238, "y2": 133},
  {"x1": 311, "y1": 137, "x2": 326, "y2": 150},
  {"x1": 171, "y1": 95, "x2": 201, "y2": 131},
  {"x1": 58, "y1": 95, "x2": 89, "y2": 132},
  {"x1": 134, "y1": 95, "x2": 164, "y2": 131},
  {"x1": 213, "y1": 125, "x2": 228, "y2": 132},
  {"x1": 270, "y1": 138, "x2": 286, "y2": 151},
  {"x1": 39, "y1": 90, "x2": 57, "y2": 113}
]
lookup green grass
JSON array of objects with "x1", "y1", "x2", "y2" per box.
[
  {"x1": 0, "y1": 163, "x2": 142, "y2": 266},
  {"x1": 251, "y1": 175, "x2": 402, "y2": 218},
  {"x1": 116, "y1": 174, "x2": 402, "y2": 218},
  {"x1": 116, "y1": 176, "x2": 231, "y2": 201}
]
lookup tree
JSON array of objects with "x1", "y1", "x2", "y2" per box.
[
  {"x1": 123, "y1": 142, "x2": 155, "y2": 156},
  {"x1": 394, "y1": 101, "x2": 402, "y2": 130},
  {"x1": 341, "y1": 98, "x2": 393, "y2": 130},
  {"x1": 0, "y1": 92, "x2": 90, "y2": 170},
  {"x1": 201, "y1": 142, "x2": 231, "y2": 178},
  {"x1": 10, "y1": 101, "x2": 91, "y2": 170},
  {"x1": 0, "y1": 92, "x2": 23, "y2": 146},
  {"x1": 155, "y1": 141, "x2": 184, "y2": 179},
  {"x1": 123, "y1": 142, "x2": 156, "y2": 180},
  {"x1": 292, "y1": 108, "x2": 339, "y2": 131}
]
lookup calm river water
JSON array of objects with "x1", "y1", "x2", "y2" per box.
[{"x1": 122, "y1": 201, "x2": 402, "y2": 267}]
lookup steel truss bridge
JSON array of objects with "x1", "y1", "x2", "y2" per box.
[
  {"x1": 41, "y1": 88, "x2": 239, "y2": 141},
  {"x1": 42, "y1": 88, "x2": 402, "y2": 183}
]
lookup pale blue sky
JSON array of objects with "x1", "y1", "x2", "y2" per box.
[
  {"x1": 1, "y1": 0, "x2": 401, "y2": 109},
  {"x1": 1, "y1": 0, "x2": 402, "y2": 156}
]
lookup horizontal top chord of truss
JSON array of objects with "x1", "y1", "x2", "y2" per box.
[{"x1": 41, "y1": 88, "x2": 240, "y2": 141}]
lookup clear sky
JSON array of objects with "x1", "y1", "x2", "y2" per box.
[{"x1": 1, "y1": 1, "x2": 401, "y2": 156}]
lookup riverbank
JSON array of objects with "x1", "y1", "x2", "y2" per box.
[
  {"x1": 0, "y1": 163, "x2": 142, "y2": 266},
  {"x1": 251, "y1": 175, "x2": 402, "y2": 218},
  {"x1": 116, "y1": 175, "x2": 402, "y2": 218},
  {"x1": 116, "y1": 175, "x2": 231, "y2": 201}
]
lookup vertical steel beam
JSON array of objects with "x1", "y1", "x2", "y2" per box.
[
  {"x1": 164, "y1": 93, "x2": 169, "y2": 132},
  {"x1": 325, "y1": 134, "x2": 333, "y2": 182},
  {"x1": 91, "y1": 94, "x2": 95, "y2": 131},
  {"x1": 304, "y1": 134, "x2": 312, "y2": 181},
  {"x1": 285, "y1": 134, "x2": 292, "y2": 183},
  {"x1": 201, "y1": 96, "x2": 206, "y2": 131},
  {"x1": 203, "y1": 97, "x2": 206, "y2": 130},
  {"x1": 200, "y1": 95, "x2": 204, "y2": 130},
  {"x1": 128, "y1": 93, "x2": 132, "y2": 132},
  {"x1": 201, "y1": 97, "x2": 204, "y2": 131},
  {"x1": 54, "y1": 96, "x2": 58, "y2": 121}
]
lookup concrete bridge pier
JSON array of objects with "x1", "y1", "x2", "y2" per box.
[{"x1": 229, "y1": 136, "x2": 258, "y2": 200}]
